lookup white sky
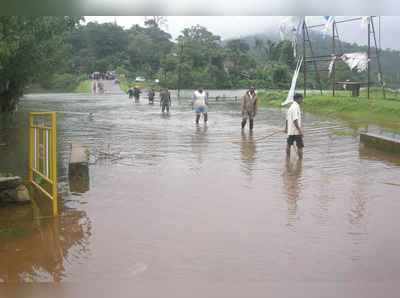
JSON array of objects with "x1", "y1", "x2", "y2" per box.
[{"x1": 84, "y1": 16, "x2": 400, "y2": 50}]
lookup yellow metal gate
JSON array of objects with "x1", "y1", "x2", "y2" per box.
[{"x1": 29, "y1": 112, "x2": 58, "y2": 216}]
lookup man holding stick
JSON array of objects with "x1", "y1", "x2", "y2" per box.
[{"x1": 285, "y1": 93, "x2": 304, "y2": 159}]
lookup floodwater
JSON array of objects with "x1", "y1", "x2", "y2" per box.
[{"x1": 1, "y1": 86, "x2": 400, "y2": 296}]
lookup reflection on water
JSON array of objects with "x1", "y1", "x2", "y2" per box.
[
  {"x1": 359, "y1": 143, "x2": 400, "y2": 167},
  {"x1": 69, "y1": 162, "x2": 90, "y2": 194},
  {"x1": 191, "y1": 124, "x2": 208, "y2": 164},
  {"x1": 282, "y1": 158, "x2": 303, "y2": 226},
  {"x1": 0, "y1": 205, "x2": 91, "y2": 282},
  {"x1": 240, "y1": 131, "x2": 256, "y2": 177}
]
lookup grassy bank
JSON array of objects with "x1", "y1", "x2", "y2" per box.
[
  {"x1": 118, "y1": 76, "x2": 160, "y2": 93},
  {"x1": 75, "y1": 80, "x2": 92, "y2": 93},
  {"x1": 258, "y1": 89, "x2": 400, "y2": 132}
]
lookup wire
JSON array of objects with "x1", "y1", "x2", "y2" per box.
[{"x1": 379, "y1": 16, "x2": 382, "y2": 50}]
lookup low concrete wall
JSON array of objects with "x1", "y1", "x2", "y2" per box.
[
  {"x1": 360, "y1": 133, "x2": 400, "y2": 154},
  {"x1": 68, "y1": 144, "x2": 90, "y2": 193}
]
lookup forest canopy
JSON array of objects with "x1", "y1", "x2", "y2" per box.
[{"x1": 1, "y1": 16, "x2": 399, "y2": 111}]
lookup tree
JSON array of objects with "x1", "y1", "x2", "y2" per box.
[
  {"x1": 144, "y1": 16, "x2": 168, "y2": 30},
  {"x1": 67, "y1": 22, "x2": 129, "y2": 74},
  {"x1": 173, "y1": 25, "x2": 228, "y2": 88},
  {"x1": 0, "y1": 16, "x2": 81, "y2": 112},
  {"x1": 278, "y1": 40, "x2": 295, "y2": 70},
  {"x1": 225, "y1": 39, "x2": 256, "y2": 87},
  {"x1": 127, "y1": 24, "x2": 172, "y2": 77},
  {"x1": 272, "y1": 64, "x2": 290, "y2": 88}
]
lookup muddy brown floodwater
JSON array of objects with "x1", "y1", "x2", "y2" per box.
[{"x1": 1, "y1": 88, "x2": 400, "y2": 297}]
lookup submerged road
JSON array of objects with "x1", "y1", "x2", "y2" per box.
[{"x1": 1, "y1": 89, "x2": 400, "y2": 296}]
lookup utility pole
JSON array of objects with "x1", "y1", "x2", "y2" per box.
[
  {"x1": 367, "y1": 18, "x2": 371, "y2": 99},
  {"x1": 332, "y1": 20, "x2": 336, "y2": 96},
  {"x1": 302, "y1": 22, "x2": 306, "y2": 97},
  {"x1": 177, "y1": 41, "x2": 184, "y2": 100}
]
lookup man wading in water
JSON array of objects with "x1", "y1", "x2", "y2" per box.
[
  {"x1": 148, "y1": 88, "x2": 155, "y2": 105},
  {"x1": 160, "y1": 88, "x2": 171, "y2": 113},
  {"x1": 133, "y1": 86, "x2": 141, "y2": 102},
  {"x1": 127, "y1": 86, "x2": 134, "y2": 99},
  {"x1": 192, "y1": 87, "x2": 208, "y2": 124},
  {"x1": 241, "y1": 86, "x2": 258, "y2": 130},
  {"x1": 285, "y1": 93, "x2": 304, "y2": 159}
]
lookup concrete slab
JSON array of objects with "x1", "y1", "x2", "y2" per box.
[{"x1": 70, "y1": 143, "x2": 89, "y2": 164}]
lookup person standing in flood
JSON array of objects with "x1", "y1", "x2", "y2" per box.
[
  {"x1": 133, "y1": 86, "x2": 141, "y2": 102},
  {"x1": 127, "y1": 86, "x2": 134, "y2": 99},
  {"x1": 148, "y1": 88, "x2": 155, "y2": 105},
  {"x1": 241, "y1": 86, "x2": 258, "y2": 130},
  {"x1": 160, "y1": 88, "x2": 171, "y2": 113},
  {"x1": 192, "y1": 87, "x2": 208, "y2": 124},
  {"x1": 285, "y1": 93, "x2": 304, "y2": 159},
  {"x1": 92, "y1": 80, "x2": 97, "y2": 94},
  {"x1": 97, "y1": 81, "x2": 104, "y2": 94}
]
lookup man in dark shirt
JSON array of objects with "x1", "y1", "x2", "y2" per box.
[{"x1": 160, "y1": 88, "x2": 171, "y2": 113}]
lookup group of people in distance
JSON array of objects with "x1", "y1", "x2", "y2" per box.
[
  {"x1": 127, "y1": 86, "x2": 171, "y2": 112},
  {"x1": 127, "y1": 86, "x2": 304, "y2": 159},
  {"x1": 127, "y1": 86, "x2": 142, "y2": 102}
]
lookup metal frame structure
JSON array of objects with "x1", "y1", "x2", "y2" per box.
[
  {"x1": 302, "y1": 16, "x2": 385, "y2": 99},
  {"x1": 29, "y1": 112, "x2": 58, "y2": 216}
]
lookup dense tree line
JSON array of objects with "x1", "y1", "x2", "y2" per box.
[
  {"x1": 61, "y1": 20, "x2": 400, "y2": 90},
  {"x1": 1, "y1": 16, "x2": 399, "y2": 111},
  {"x1": 59, "y1": 21, "x2": 299, "y2": 90},
  {"x1": 0, "y1": 16, "x2": 81, "y2": 111}
]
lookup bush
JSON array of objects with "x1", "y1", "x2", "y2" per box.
[
  {"x1": 39, "y1": 73, "x2": 88, "y2": 92},
  {"x1": 115, "y1": 66, "x2": 132, "y2": 80},
  {"x1": 50, "y1": 73, "x2": 79, "y2": 91}
]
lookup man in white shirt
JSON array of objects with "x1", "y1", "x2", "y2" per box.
[
  {"x1": 285, "y1": 93, "x2": 304, "y2": 159},
  {"x1": 192, "y1": 87, "x2": 208, "y2": 124}
]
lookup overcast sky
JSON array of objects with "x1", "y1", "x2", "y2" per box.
[{"x1": 84, "y1": 16, "x2": 400, "y2": 50}]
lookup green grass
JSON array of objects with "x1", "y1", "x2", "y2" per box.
[
  {"x1": 258, "y1": 88, "x2": 400, "y2": 133},
  {"x1": 75, "y1": 80, "x2": 92, "y2": 93},
  {"x1": 119, "y1": 76, "x2": 160, "y2": 93},
  {"x1": 331, "y1": 129, "x2": 356, "y2": 137}
]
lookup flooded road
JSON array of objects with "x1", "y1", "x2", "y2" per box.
[{"x1": 1, "y1": 89, "x2": 400, "y2": 296}]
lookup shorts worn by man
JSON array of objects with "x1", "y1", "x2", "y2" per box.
[
  {"x1": 285, "y1": 93, "x2": 304, "y2": 159},
  {"x1": 192, "y1": 88, "x2": 208, "y2": 124},
  {"x1": 241, "y1": 86, "x2": 258, "y2": 130},
  {"x1": 160, "y1": 88, "x2": 171, "y2": 113}
]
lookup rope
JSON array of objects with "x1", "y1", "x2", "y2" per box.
[
  {"x1": 231, "y1": 129, "x2": 282, "y2": 144},
  {"x1": 253, "y1": 130, "x2": 283, "y2": 141},
  {"x1": 383, "y1": 182, "x2": 400, "y2": 187}
]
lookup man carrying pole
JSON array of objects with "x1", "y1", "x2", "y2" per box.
[{"x1": 285, "y1": 93, "x2": 304, "y2": 159}]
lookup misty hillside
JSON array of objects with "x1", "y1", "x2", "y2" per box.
[{"x1": 240, "y1": 31, "x2": 400, "y2": 88}]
